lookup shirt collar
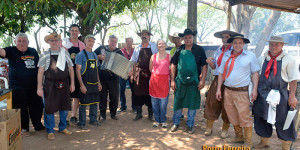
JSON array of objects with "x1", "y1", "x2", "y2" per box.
[{"x1": 264, "y1": 50, "x2": 286, "y2": 61}]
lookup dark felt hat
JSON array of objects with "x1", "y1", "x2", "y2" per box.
[
  {"x1": 227, "y1": 33, "x2": 250, "y2": 44},
  {"x1": 178, "y1": 28, "x2": 197, "y2": 37},
  {"x1": 137, "y1": 30, "x2": 153, "y2": 36},
  {"x1": 214, "y1": 30, "x2": 238, "y2": 38}
]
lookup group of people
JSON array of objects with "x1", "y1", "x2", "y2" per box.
[{"x1": 0, "y1": 23, "x2": 299, "y2": 150}]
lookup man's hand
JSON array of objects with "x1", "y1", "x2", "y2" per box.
[
  {"x1": 97, "y1": 54, "x2": 106, "y2": 61},
  {"x1": 250, "y1": 89, "x2": 257, "y2": 102},
  {"x1": 216, "y1": 89, "x2": 222, "y2": 101},
  {"x1": 171, "y1": 80, "x2": 176, "y2": 91},
  {"x1": 198, "y1": 80, "x2": 205, "y2": 90},
  {"x1": 288, "y1": 96, "x2": 298, "y2": 109},
  {"x1": 70, "y1": 82, "x2": 75, "y2": 93},
  {"x1": 80, "y1": 85, "x2": 87, "y2": 94},
  {"x1": 98, "y1": 83, "x2": 102, "y2": 91},
  {"x1": 37, "y1": 88, "x2": 43, "y2": 97}
]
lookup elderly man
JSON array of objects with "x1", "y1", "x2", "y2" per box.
[
  {"x1": 0, "y1": 33, "x2": 44, "y2": 136},
  {"x1": 168, "y1": 32, "x2": 182, "y2": 57},
  {"x1": 252, "y1": 36, "x2": 300, "y2": 150},
  {"x1": 204, "y1": 30, "x2": 237, "y2": 138},
  {"x1": 130, "y1": 30, "x2": 158, "y2": 121},
  {"x1": 118, "y1": 37, "x2": 135, "y2": 113},
  {"x1": 95, "y1": 35, "x2": 123, "y2": 121},
  {"x1": 216, "y1": 34, "x2": 260, "y2": 147},
  {"x1": 170, "y1": 28, "x2": 208, "y2": 134},
  {"x1": 62, "y1": 24, "x2": 85, "y2": 124},
  {"x1": 37, "y1": 32, "x2": 74, "y2": 140}
]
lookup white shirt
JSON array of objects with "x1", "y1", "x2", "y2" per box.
[{"x1": 130, "y1": 42, "x2": 158, "y2": 63}]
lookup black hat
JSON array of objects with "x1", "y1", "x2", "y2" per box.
[
  {"x1": 137, "y1": 30, "x2": 153, "y2": 36},
  {"x1": 178, "y1": 28, "x2": 197, "y2": 37},
  {"x1": 227, "y1": 34, "x2": 250, "y2": 44},
  {"x1": 214, "y1": 30, "x2": 238, "y2": 38}
]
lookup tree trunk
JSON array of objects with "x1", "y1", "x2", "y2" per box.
[
  {"x1": 19, "y1": 8, "x2": 26, "y2": 33},
  {"x1": 254, "y1": 10, "x2": 281, "y2": 57},
  {"x1": 188, "y1": 0, "x2": 197, "y2": 43},
  {"x1": 34, "y1": 26, "x2": 42, "y2": 54}
]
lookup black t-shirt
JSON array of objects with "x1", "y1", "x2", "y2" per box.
[
  {"x1": 171, "y1": 44, "x2": 207, "y2": 76},
  {"x1": 3, "y1": 46, "x2": 39, "y2": 90},
  {"x1": 94, "y1": 45, "x2": 124, "y2": 81}
]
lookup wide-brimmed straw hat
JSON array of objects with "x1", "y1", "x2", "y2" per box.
[
  {"x1": 137, "y1": 30, "x2": 153, "y2": 36},
  {"x1": 168, "y1": 32, "x2": 182, "y2": 43},
  {"x1": 227, "y1": 33, "x2": 250, "y2": 44},
  {"x1": 44, "y1": 32, "x2": 61, "y2": 43},
  {"x1": 268, "y1": 36, "x2": 288, "y2": 44},
  {"x1": 214, "y1": 30, "x2": 238, "y2": 38},
  {"x1": 178, "y1": 28, "x2": 197, "y2": 37}
]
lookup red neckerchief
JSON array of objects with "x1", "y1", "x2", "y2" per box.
[
  {"x1": 217, "y1": 44, "x2": 231, "y2": 66},
  {"x1": 223, "y1": 50, "x2": 243, "y2": 80},
  {"x1": 142, "y1": 43, "x2": 149, "y2": 48},
  {"x1": 264, "y1": 50, "x2": 282, "y2": 79}
]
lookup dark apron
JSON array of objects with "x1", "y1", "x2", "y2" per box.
[
  {"x1": 79, "y1": 50, "x2": 99, "y2": 105},
  {"x1": 133, "y1": 47, "x2": 152, "y2": 96},
  {"x1": 253, "y1": 58, "x2": 296, "y2": 140},
  {"x1": 44, "y1": 51, "x2": 71, "y2": 114},
  {"x1": 68, "y1": 42, "x2": 80, "y2": 98}
]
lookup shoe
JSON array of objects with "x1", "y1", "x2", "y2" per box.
[
  {"x1": 59, "y1": 129, "x2": 72, "y2": 135},
  {"x1": 111, "y1": 116, "x2": 119, "y2": 120},
  {"x1": 254, "y1": 137, "x2": 270, "y2": 149},
  {"x1": 22, "y1": 129, "x2": 30, "y2": 137},
  {"x1": 162, "y1": 123, "x2": 168, "y2": 128},
  {"x1": 133, "y1": 106, "x2": 143, "y2": 121},
  {"x1": 204, "y1": 120, "x2": 214, "y2": 136},
  {"x1": 99, "y1": 114, "x2": 106, "y2": 121},
  {"x1": 133, "y1": 109, "x2": 137, "y2": 114},
  {"x1": 117, "y1": 108, "x2": 126, "y2": 112},
  {"x1": 70, "y1": 117, "x2": 78, "y2": 124},
  {"x1": 170, "y1": 124, "x2": 180, "y2": 132},
  {"x1": 78, "y1": 124, "x2": 88, "y2": 130},
  {"x1": 89, "y1": 121, "x2": 101, "y2": 126},
  {"x1": 48, "y1": 133, "x2": 55, "y2": 140},
  {"x1": 187, "y1": 126, "x2": 194, "y2": 134},
  {"x1": 153, "y1": 122, "x2": 159, "y2": 127},
  {"x1": 220, "y1": 123, "x2": 230, "y2": 139}
]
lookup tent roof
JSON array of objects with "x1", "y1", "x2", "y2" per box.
[{"x1": 226, "y1": 0, "x2": 300, "y2": 14}]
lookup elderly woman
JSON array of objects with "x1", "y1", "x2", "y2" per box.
[
  {"x1": 149, "y1": 39, "x2": 171, "y2": 128},
  {"x1": 37, "y1": 33, "x2": 75, "y2": 140}
]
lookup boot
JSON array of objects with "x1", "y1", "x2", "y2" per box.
[
  {"x1": 243, "y1": 127, "x2": 253, "y2": 148},
  {"x1": 204, "y1": 120, "x2": 214, "y2": 136},
  {"x1": 148, "y1": 106, "x2": 153, "y2": 120},
  {"x1": 253, "y1": 137, "x2": 270, "y2": 149},
  {"x1": 220, "y1": 122, "x2": 230, "y2": 139},
  {"x1": 229, "y1": 125, "x2": 244, "y2": 143},
  {"x1": 133, "y1": 106, "x2": 143, "y2": 120},
  {"x1": 281, "y1": 140, "x2": 292, "y2": 150}
]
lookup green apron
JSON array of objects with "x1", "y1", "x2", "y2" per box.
[{"x1": 173, "y1": 50, "x2": 200, "y2": 111}]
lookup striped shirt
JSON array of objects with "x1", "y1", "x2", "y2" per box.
[{"x1": 38, "y1": 48, "x2": 73, "y2": 71}]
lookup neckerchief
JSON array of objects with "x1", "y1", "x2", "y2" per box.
[
  {"x1": 217, "y1": 44, "x2": 231, "y2": 66},
  {"x1": 223, "y1": 50, "x2": 243, "y2": 80},
  {"x1": 265, "y1": 50, "x2": 282, "y2": 79}
]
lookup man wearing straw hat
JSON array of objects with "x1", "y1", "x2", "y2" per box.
[
  {"x1": 216, "y1": 33, "x2": 260, "y2": 147},
  {"x1": 168, "y1": 32, "x2": 183, "y2": 57},
  {"x1": 204, "y1": 30, "x2": 237, "y2": 138},
  {"x1": 37, "y1": 32, "x2": 74, "y2": 140},
  {"x1": 252, "y1": 36, "x2": 300, "y2": 150}
]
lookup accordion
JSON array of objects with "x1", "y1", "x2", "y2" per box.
[{"x1": 100, "y1": 51, "x2": 134, "y2": 79}]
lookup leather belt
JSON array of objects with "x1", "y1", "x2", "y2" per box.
[{"x1": 225, "y1": 85, "x2": 248, "y2": 91}]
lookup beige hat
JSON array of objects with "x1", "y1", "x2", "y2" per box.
[
  {"x1": 44, "y1": 33, "x2": 61, "y2": 43},
  {"x1": 137, "y1": 30, "x2": 153, "y2": 36},
  {"x1": 168, "y1": 32, "x2": 182, "y2": 43},
  {"x1": 85, "y1": 34, "x2": 96, "y2": 41},
  {"x1": 268, "y1": 36, "x2": 288, "y2": 44}
]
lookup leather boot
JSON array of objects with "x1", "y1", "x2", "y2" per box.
[
  {"x1": 229, "y1": 125, "x2": 244, "y2": 143},
  {"x1": 133, "y1": 106, "x2": 143, "y2": 120},
  {"x1": 148, "y1": 106, "x2": 153, "y2": 120},
  {"x1": 243, "y1": 127, "x2": 253, "y2": 148},
  {"x1": 204, "y1": 120, "x2": 214, "y2": 136},
  {"x1": 253, "y1": 137, "x2": 270, "y2": 149},
  {"x1": 220, "y1": 122, "x2": 230, "y2": 139},
  {"x1": 281, "y1": 140, "x2": 292, "y2": 150}
]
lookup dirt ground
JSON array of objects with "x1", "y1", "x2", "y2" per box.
[{"x1": 23, "y1": 85, "x2": 300, "y2": 150}]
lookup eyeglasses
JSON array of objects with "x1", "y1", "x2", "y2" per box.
[{"x1": 48, "y1": 39, "x2": 61, "y2": 42}]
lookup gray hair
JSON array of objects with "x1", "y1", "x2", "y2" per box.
[
  {"x1": 157, "y1": 39, "x2": 166, "y2": 45},
  {"x1": 125, "y1": 37, "x2": 133, "y2": 42},
  {"x1": 15, "y1": 33, "x2": 29, "y2": 41},
  {"x1": 109, "y1": 35, "x2": 118, "y2": 40}
]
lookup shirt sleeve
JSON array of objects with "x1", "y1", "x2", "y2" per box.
[
  {"x1": 37, "y1": 53, "x2": 46, "y2": 68},
  {"x1": 199, "y1": 47, "x2": 208, "y2": 66},
  {"x1": 151, "y1": 42, "x2": 159, "y2": 54},
  {"x1": 171, "y1": 50, "x2": 180, "y2": 65},
  {"x1": 3, "y1": 47, "x2": 13, "y2": 59},
  {"x1": 282, "y1": 54, "x2": 300, "y2": 82},
  {"x1": 250, "y1": 54, "x2": 260, "y2": 73},
  {"x1": 219, "y1": 55, "x2": 227, "y2": 74},
  {"x1": 75, "y1": 52, "x2": 83, "y2": 65},
  {"x1": 130, "y1": 47, "x2": 139, "y2": 63}
]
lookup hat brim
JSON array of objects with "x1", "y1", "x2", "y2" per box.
[
  {"x1": 227, "y1": 37, "x2": 250, "y2": 44},
  {"x1": 168, "y1": 35, "x2": 182, "y2": 43},
  {"x1": 214, "y1": 30, "x2": 238, "y2": 38},
  {"x1": 137, "y1": 32, "x2": 153, "y2": 36},
  {"x1": 178, "y1": 31, "x2": 197, "y2": 37},
  {"x1": 268, "y1": 40, "x2": 288, "y2": 44},
  {"x1": 44, "y1": 34, "x2": 61, "y2": 43}
]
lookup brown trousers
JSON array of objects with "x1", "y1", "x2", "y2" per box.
[
  {"x1": 204, "y1": 76, "x2": 229, "y2": 123},
  {"x1": 224, "y1": 87, "x2": 253, "y2": 127}
]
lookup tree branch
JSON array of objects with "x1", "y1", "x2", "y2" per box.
[{"x1": 197, "y1": 0, "x2": 224, "y2": 11}]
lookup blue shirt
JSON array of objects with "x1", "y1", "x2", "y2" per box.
[
  {"x1": 219, "y1": 50, "x2": 260, "y2": 88},
  {"x1": 130, "y1": 42, "x2": 158, "y2": 63},
  {"x1": 75, "y1": 50, "x2": 98, "y2": 74},
  {"x1": 213, "y1": 46, "x2": 233, "y2": 75}
]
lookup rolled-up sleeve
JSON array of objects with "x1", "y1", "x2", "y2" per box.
[
  {"x1": 282, "y1": 54, "x2": 300, "y2": 82},
  {"x1": 130, "y1": 46, "x2": 140, "y2": 63}
]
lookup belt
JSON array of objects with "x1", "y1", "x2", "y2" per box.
[{"x1": 225, "y1": 86, "x2": 248, "y2": 91}]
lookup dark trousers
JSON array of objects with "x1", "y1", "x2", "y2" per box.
[
  {"x1": 12, "y1": 89, "x2": 44, "y2": 131},
  {"x1": 133, "y1": 94, "x2": 152, "y2": 107},
  {"x1": 119, "y1": 78, "x2": 134, "y2": 110},
  {"x1": 99, "y1": 78, "x2": 119, "y2": 117}
]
